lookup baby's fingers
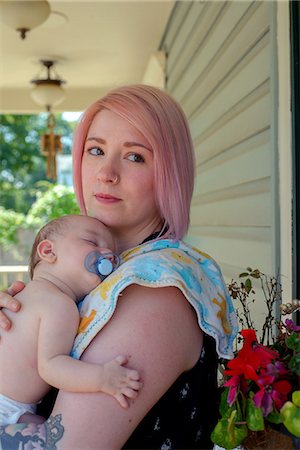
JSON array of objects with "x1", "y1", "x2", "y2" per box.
[
  {"x1": 7, "y1": 281, "x2": 25, "y2": 298},
  {"x1": 128, "y1": 380, "x2": 143, "y2": 391},
  {"x1": 114, "y1": 355, "x2": 128, "y2": 366},
  {"x1": 128, "y1": 369, "x2": 140, "y2": 381},
  {"x1": 122, "y1": 387, "x2": 139, "y2": 400},
  {"x1": 0, "y1": 284, "x2": 22, "y2": 330},
  {"x1": 0, "y1": 310, "x2": 11, "y2": 330},
  {"x1": 115, "y1": 393, "x2": 129, "y2": 409}
]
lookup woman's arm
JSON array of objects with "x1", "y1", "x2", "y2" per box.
[
  {"x1": 38, "y1": 296, "x2": 141, "y2": 407},
  {"x1": 0, "y1": 284, "x2": 202, "y2": 450},
  {"x1": 53, "y1": 284, "x2": 203, "y2": 449},
  {"x1": 0, "y1": 281, "x2": 23, "y2": 329}
]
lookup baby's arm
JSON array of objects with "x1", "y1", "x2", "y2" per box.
[{"x1": 38, "y1": 296, "x2": 141, "y2": 408}]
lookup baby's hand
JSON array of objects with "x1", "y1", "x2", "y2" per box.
[
  {"x1": 0, "y1": 281, "x2": 23, "y2": 331},
  {"x1": 101, "y1": 355, "x2": 142, "y2": 408}
]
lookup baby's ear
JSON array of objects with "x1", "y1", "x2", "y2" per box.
[{"x1": 37, "y1": 240, "x2": 57, "y2": 263}]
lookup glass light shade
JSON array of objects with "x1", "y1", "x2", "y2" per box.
[
  {"x1": 0, "y1": 1, "x2": 50, "y2": 30},
  {"x1": 31, "y1": 82, "x2": 65, "y2": 108}
]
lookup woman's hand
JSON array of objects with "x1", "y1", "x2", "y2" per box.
[{"x1": 0, "y1": 281, "x2": 24, "y2": 330}]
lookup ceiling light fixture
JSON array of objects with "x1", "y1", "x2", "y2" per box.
[
  {"x1": 30, "y1": 60, "x2": 66, "y2": 111},
  {"x1": 0, "y1": 0, "x2": 51, "y2": 39}
]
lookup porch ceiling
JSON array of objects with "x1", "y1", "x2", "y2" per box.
[{"x1": 0, "y1": 0, "x2": 174, "y2": 113}]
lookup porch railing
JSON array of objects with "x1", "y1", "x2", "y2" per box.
[{"x1": 0, "y1": 266, "x2": 29, "y2": 289}]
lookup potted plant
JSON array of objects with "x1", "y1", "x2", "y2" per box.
[{"x1": 211, "y1": 269, "x2": 300, "y2": 450}]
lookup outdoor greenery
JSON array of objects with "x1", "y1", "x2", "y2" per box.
[
  {"x1": 0, "y1": 113, "x2": 79, "y2": 252},
  {"x1": 0, "y1": 113, "x2": 76, "y2": 213},
  {"x1": 0, "y1": 207, "x2": 26, "y2": 250},
  {"x1": 0, "y1": 183, "x2": 80, "y2": 250},
  {"x1": 27, "y1": 182, "x2": 80, "y2": 228}
]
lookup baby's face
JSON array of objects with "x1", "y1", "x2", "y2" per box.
[
  {"x1": 65, "y1": 216, "x2": 115, "y2": 253},
  {"x1": 53, "y1": 216, "x2": 115, "y2": 296}
]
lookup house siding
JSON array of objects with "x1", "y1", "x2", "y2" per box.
[{"x1": 160, "y1": 1, "x2": 280, "y2": 331}]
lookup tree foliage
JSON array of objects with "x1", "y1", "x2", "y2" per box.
[
  {"x1": 0, "y1": 183, "x2": 80, "y2": 251},
  {"x1": 0, "y1": 114, "x2": 76, "y2": 213},
  {"x1": 0, "y1": 207, "x2": 26, "y2": 250},
  {"x1": 27, "y1": 183, "x2": 80, "y2": 228}
]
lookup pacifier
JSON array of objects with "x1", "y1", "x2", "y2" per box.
[{"x1": 85, "y1": 251, "x2": 120, "y2": 281}]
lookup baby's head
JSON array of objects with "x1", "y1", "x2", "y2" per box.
[{"x1": 29, "y1": 215, "x2": 115, "y2": 280}]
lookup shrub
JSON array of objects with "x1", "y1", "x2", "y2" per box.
[
  {"x1": 26, "y1": 184, "x2": 80, "y2": 229},
  {"x1": 1, "y1": 184, "x2": 80, "y2": 252},
  {"x1": 0, "y1": 207, "x2": 26, "y2": 249}
]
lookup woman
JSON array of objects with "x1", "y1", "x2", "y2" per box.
[{"x1": 0, "y1": 85, "x2": 237, "y2": 449}]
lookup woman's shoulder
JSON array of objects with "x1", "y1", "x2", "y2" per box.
[{"x1": 83, "y1": 282, "x2": 203, "y2": 375}]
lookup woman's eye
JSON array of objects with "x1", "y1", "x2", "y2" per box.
[
  {"x1": 127, "y1": 153, "x2": 145, "y2": 163},
  {"x1": 88, "y1": 147, "x2": 104, "y2": 156}
]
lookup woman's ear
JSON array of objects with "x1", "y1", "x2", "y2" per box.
[{"x1": 37, "y1": 240, "x2": 57, "y2": 263}]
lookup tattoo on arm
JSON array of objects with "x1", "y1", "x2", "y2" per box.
[
  {"x1": 44, "y1": 414, "x2": 64, "y2": 448},
  {"x1": 0, "y1": 414, "x2": 64, "y2": 449}
]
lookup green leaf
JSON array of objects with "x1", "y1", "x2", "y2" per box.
[
  {"x1": 250, "y1": 269, "x2": 261, "y2": 279},
  {"x1": 246, "y1": 267, "x2": 253, "y2": 272},
  {"x1": 281, "y1": 401, "x2": 300, "y2": 437},
  {"x1": 244, "y1": 278, "x2": 252, "y2": 294},
  {"x1": 239, "y1": 272, "x2": 249, "y2": 278},
  {"x1": 288, "y1": 354, "x2": 300, "y2": 376},
  {"x1": 267, "y1": 409, "x2": 283, "y2": 424},
  {"x1": 219, "y1": 388, "x2": 230, "y2": 416},
  {"x1": 292, "y1": 391, "x2": 300, "y2": 408},
  {"x1": 211, "y1": 415, "x2": 248, "y2": 449},
  {"x1": 286, "y1": 332, "x2": 300, "y2": 352},
  {"x1": 246, "y1": 398, "x2": 264, "y2": 431}
]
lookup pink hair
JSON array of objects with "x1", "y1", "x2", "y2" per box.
[{"x1": 72, "y1": 85, "x2": 195, "y2": 240}]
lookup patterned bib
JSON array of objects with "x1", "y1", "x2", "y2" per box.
[{"x1": 71, "y1": 239, "x2": 238, "y2": 359}]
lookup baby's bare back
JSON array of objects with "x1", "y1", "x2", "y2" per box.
[{"x1": 0, "y1": 283, "x2": 52, "y2": 404}]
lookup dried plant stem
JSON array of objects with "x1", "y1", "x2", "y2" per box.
[{"x1": 228, "y1": 269, "x2": 282, "y2": 345}]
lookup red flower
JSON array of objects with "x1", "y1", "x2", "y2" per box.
[
  {"x1": 265, "y1": 361, "x2": 289, "y2": 377},
  {"x1": 225, "y1": 356, "x2": 259, "y2": 381},
  {"x1": 224, "y1": 374, "x2": 248, "y2": 406},
  {"x1": 239, "y1": 330, "x2": 279, "y2": 366},
  {"x1": 225, "y1": 329, "x2": 279, "y2": 381},
  {"x1": 253, "y1": 374, "x2": 292, "y2": 416}
]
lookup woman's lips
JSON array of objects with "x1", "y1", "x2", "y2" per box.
[{"x1": 94, "y1": 193, "x2": 121, "y2": 203}]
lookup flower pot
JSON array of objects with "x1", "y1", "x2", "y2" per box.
[{"x1": 213, "y1": 425, "x2": 299, "y2": 450}]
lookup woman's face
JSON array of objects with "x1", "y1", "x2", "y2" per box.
[{"x1": 81, "y1": 109, "x2": 162, "y2": 247}]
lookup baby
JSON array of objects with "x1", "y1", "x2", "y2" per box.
[{"x1": 0, "y1": 215, "x2": 141, "y2": 426}]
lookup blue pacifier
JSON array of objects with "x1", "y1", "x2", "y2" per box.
[{"x1": 85, "y1": 251, "x2": 120, "y2": 281}]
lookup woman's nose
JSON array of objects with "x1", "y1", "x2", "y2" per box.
[{"x1": 96, "y1": 164, "x2": 120, "y2": 184}]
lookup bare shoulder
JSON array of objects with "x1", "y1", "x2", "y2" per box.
[
  {"x1": 122, "y1": 284, "x2": 202, "y2": 366},
  {"x1": 20, "y1": 280, "x2": 78, "y2": 319},
  {"x1": 83, "y1": 283, "x2": 203, "y2": 380}
]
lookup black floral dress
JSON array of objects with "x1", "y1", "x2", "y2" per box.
[
  {"x1": 123, "y1": 334, "x2": 219, "y2": 450},
  {"x1": 38, "y1": 335, "x2": 219, "y2": 450}
]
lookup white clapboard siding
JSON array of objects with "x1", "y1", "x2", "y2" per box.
[{"x1": 160, "y1": 1, "x2": 278, "y2": 334}]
